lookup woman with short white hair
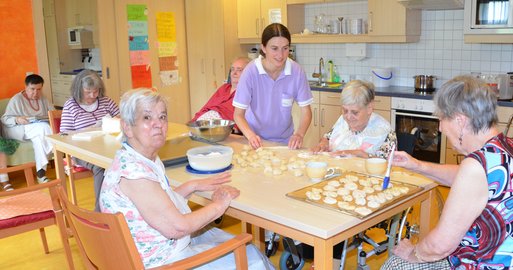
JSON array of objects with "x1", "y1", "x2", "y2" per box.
[{"x1": 312, "y1": 80, "x2": 396, "y2": 158}]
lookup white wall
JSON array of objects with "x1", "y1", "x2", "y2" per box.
[{"x1": 296, "y1": 2, "x2": 513, "y2": 89}]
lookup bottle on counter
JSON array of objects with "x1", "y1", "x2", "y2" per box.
[
  {"x1": 327, "y1": 60, "x2": 334, "y2": 83},
  {"x1": 333, "y1": 65, "x2": 341, "y2": 83}
]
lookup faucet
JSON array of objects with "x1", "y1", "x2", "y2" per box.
[{"x1": 312, "y1": 57, "x2": 325, "y2": 86}]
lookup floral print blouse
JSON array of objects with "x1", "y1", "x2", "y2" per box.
[
  {"x1": 99, "y1": 144, "x2": 191, "y2": 268},
  {"x1": 325, "y1": 113, "x2": 396, "y2": 159}
]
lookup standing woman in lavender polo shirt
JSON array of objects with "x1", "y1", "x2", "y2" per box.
[
  {"x1": 233, "y1": 23, "x2": 313, "y2": 150},
  {"x1": 60, "y1": 69, "x2": 120, "y2": 211}
]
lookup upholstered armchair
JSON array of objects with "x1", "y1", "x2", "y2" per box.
[{"x1": 0, "y1": 99, "x2": 36, "y2": 166}]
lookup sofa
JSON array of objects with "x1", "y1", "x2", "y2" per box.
[{"x1": 0, "y1": 98, "x2": 36, "y2": 166}]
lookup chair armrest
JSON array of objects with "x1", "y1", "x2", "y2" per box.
[
  {"x1": 0, "y1": 162, "x2": 36, "y2": 174},
  {"x1": 0, "y1": 179, "x2": 60, "y2": 198},
  {"x1": 155, "y1": 233, "x2": 252, "y2": 270}
]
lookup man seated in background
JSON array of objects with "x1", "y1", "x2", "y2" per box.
[
  {"x1": 1, "y1": 74, "x2": 55, "y2": 184},
  {"x1": 190, "y1": 57, "x2": 250, "y2": 133}
]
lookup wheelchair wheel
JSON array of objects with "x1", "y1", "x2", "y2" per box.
[{"x1": 279, "y1": 250, "x2": 305, "y2": 270}]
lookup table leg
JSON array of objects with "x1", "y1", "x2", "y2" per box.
[
  {"x1": 419, "y1": 189, "x2": 433, "y2": 239},
  {"x1": 53, "y1": 149, "x2": 67, "y2": 192},
  {"x1": 314, "y1": 237, "x2": 333, "y2": 270}
]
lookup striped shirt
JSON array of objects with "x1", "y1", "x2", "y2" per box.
[{"x1": 60, "y1": 97, "x2": 120, "y2": 132}]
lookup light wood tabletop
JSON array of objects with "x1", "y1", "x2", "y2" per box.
[{"x1": 47, "y1": 123, "x2": 438, "y2": 270}]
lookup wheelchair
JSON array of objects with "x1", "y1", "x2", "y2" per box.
[{"x1": 275, "y1": 186, "x2": 445, "y2": 270}]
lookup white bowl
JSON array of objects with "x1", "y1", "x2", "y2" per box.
[{"x1": 186, "y1": 146, "x2": 233, "y2": 171}]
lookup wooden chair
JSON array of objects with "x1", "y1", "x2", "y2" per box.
[
  {"x1": 48, "y1": 110, "x2": 93, "y2": 204},
  {"x1": 57, "y1": 186, "x2": 252, "y2": 270},
  {"x1": 0, "y1": 163, "x2": 74, "y2": 269}
]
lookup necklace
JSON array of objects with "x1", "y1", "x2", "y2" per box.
[{"x1": 22, "y1": 91, "x2": 40, "y2": 111}]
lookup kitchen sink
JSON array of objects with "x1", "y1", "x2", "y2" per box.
[{"x1": 309, "y1": 81, "x2": 344, "y2": 89}]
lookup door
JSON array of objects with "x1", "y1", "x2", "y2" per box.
[
  {"x1": 98, "y1": 0, "x2": 190, "y2": 123},
  {"x1": 186, "y1": 0, "x2": 227, "y2": 116}
]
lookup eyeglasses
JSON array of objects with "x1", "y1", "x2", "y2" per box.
[{"x1": 230, "y1": 67, "x2": 244, "y2": 73}]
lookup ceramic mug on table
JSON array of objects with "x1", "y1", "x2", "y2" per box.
[
  {"x1": 365, "y1": 158, "x2": 387, "y2": 175},
  {"x1": 306, "y1": 161, "x2": 335, "y2": 183}
]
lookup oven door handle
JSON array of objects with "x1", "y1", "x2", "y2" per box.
[{"x1": 393, "y1": 111, "x2": 439, "y2": 120}]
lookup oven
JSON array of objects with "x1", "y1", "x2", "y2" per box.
[{"x1": 391, "y1": 97, "x2": 446, "y2": 164}]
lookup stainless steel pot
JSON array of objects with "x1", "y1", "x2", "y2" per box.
[{"x1": 413, "y1": 75, "x2": 436, "y2": 92}]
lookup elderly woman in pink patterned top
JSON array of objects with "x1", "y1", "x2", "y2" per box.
[
  {"x1": 100, "y1": 89, "x2": 274, "y2": 269},
  {"x1": 60, "y1": 69, "x2": 119, "y2": 211}
]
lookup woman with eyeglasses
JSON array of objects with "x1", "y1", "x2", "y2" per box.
[{"x1": 190, "y1": 57, "x2": 250, "y2": 130}]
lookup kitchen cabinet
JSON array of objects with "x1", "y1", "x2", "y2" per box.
[
  {"x1": 186, "y1": 0, "x2": 246, "y2": 117},
  {"x1": 66, "y1": 0, "x2": 99, "y2": 47},
  {"x1": 237, "y1": 0, "x2": 290, "y2": 42},
  {"x1": 367, "y1": 0, "x2": 420, "y2": 42},
  {"x1": 445, "y1": 105, "x2": 513, "y2": 164},
  {"x1": 293, "y1": 91, "x2": 341, "y2": 148},
  {"x1": 287, "y1": 0, "x2": 362, "y2": 3},
  {"x1": 66, "y1": 0, "x2": 96, "y2": 26},
  {"x1": 290, "y1": 0, "x2": 421, "y2": 44},
  {"x1": 373, "y1": 95, "x2": 391, "y2": 122},
  {"x1": 50, "y1": 74, "x2": 74, "y2": 107}
]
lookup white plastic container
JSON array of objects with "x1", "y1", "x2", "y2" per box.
[
  {"x1": 187, "y1": 146, "x2": 233, "y2": 171},
  {"x1": 371, "y1": 67, "x2": 393, "y2": 88}
]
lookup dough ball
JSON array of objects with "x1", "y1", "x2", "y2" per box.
[
  {"x1": 322, "y1": 191, "x2": 337, "y2": 198},
  {"x1": 355, "y1": 197, "x2": 367, "y2": 206},
  {"x1": 342, "y1": 195, "x2": 353, "y2": 202},
  {"x1": 344, "y1": 182, "x2": 358, "y2": 191},
  {"x1": 363, "y1": 187, "x2": 375, "y2": 194},
  {"x1": 323, "y1": 196, "x2": 337, "y2": 204},
  {"x1": 337, "y1": 188, "x2": 350, "y2": 196},
  {"x1": 328, "y1": 180, "x2": 341, "y2": 187},
  {"x1": 323, "y1": 185, "x2": 337, "y2": 191},
  {"x1": 367, "y1": 200, "x2": 381, "y2": 209},
  {"x1": 355, "y1": 207, "x2": 372, "y2": 216}
]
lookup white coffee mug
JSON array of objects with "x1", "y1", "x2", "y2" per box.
[{"x1": 306, "y1": 161, "x2": 335, "y2": 183}]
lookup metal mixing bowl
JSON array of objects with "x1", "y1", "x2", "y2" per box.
[{"x1": 187, "y1": 119, "x2": 235, "y2": 142}]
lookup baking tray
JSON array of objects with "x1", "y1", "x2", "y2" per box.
[{"x1": 286, "y1": 171, "x2": 423, "y2": 219}]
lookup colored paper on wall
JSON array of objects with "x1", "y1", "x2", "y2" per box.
[
  {"x1": 128, "y1": 21, "x2": 148, "y2": 36},
  {"x1": 156, "y1": 12, "x2": 176, "y2": 42},
  {"x1": 130, "y1": 51, "x2": 151, "y2": 66},
  {"x1": 160, "y1": 70, "x2": 179, "y2": 86},
  {"x1": 129, "y1": 36, "x2": 149, "y2": 51},
  {"x1": 127, "y1": 5, "x2": 147, "y2": 21},
  {"x1": 159, "y1": 56, "x2": 178, "y2": 71},
  {"x1": 131, "y1": 65, "x2": 152, "y2": 88},
  {"x1": 157, "y1": 42, "x2": 177, "y2": 57}
]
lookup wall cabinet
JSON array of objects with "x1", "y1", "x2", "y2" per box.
[
  {"x1": 66, "y1": 0, "x2": 96, "y2": 26},
  {"x1": 237, "y1": 0, "x2": 289, "y2": 42},
  {"x1": 287, "y1": 0, "x2": 362, "y2": 3},
  {"x1": 290, "y1": 0, "x2": 421, "y2": 44},
  {"x1": 367, "y1": 0, "x2": 420, "y2": 42}
]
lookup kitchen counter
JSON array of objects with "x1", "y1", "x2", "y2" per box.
[{"x1": 310, "y1": 84, "x2": 513, "y2": 107}]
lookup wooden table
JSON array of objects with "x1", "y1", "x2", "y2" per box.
[{"x1": 47, "y1": 125, "x2": 437, "y2": 270}]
